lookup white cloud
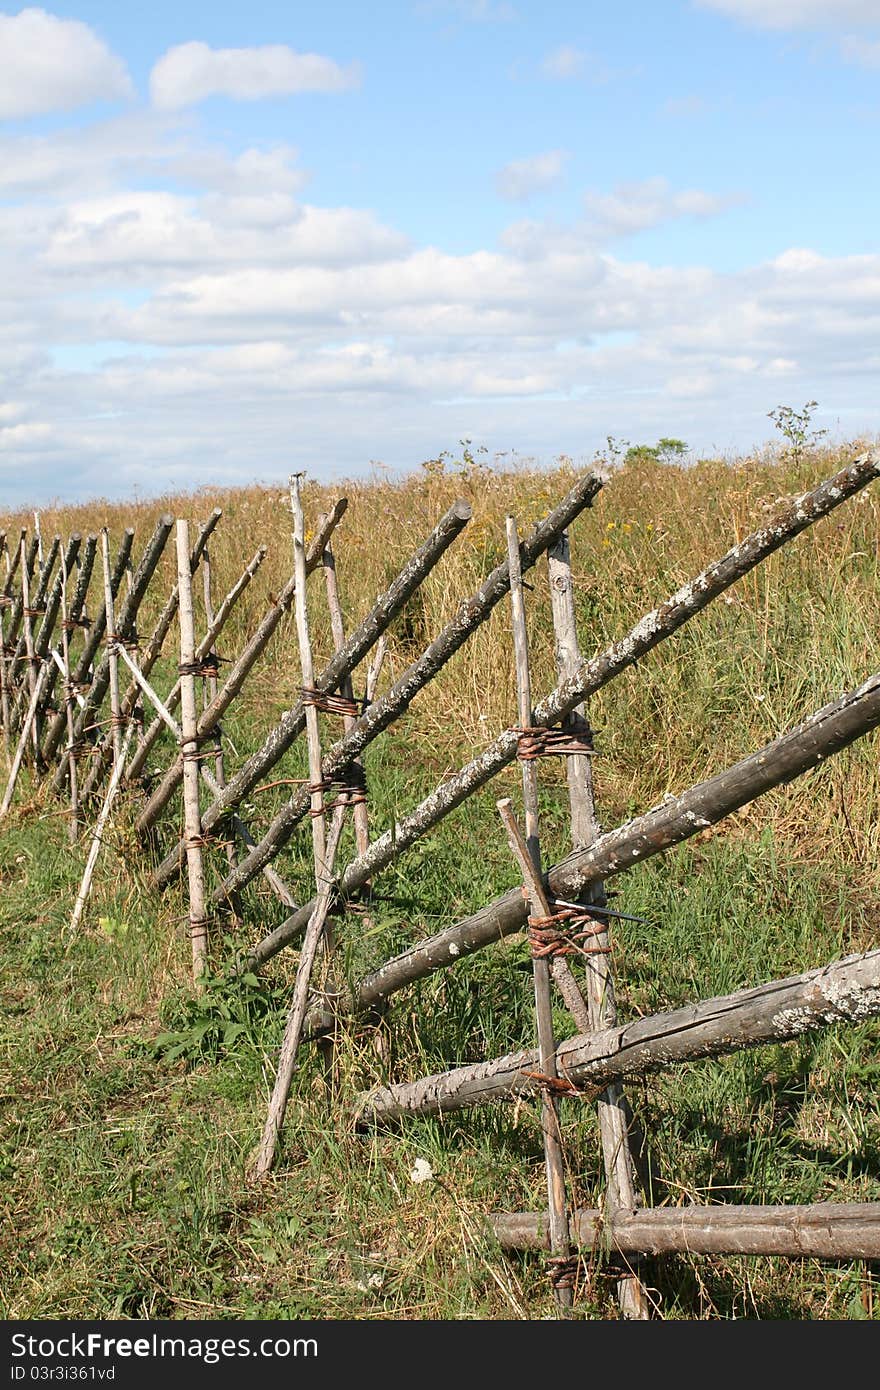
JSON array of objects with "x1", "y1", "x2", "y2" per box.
[
  {"x1": 149, "y1": 40, "x2": 360, "y2": 111},
  {"x1": 495, "y1": 150, "x2": 567, "y2": 202},
  {"x1": 582, "y1": 177, "x2": 742, "y2": 241},
  {"x1": 540, "y1": 45, "x2": 586, "y2": 79},
  {"x1": 0, "y1": 8, "x2": 132, "y2": 118},
  {"x1": 839, "y1": 33, "x2": 880, "y2": 64},
  {"x1": 696, "y1": 1, "x2": 880, "y2": 29}
]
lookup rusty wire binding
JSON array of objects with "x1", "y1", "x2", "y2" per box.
[
  {"x1": 527, "y1": 902, "x2": 612, "y2": 960},
  {"x1": 300, "y1": 685, "x2": 366, "y2": 718},
  {"x1": 546, "y1": 1254, "x2": 579, "y2": 1290},
  {"x1": 178, "y1": 652, "x2": 225, "y2": 679},
  {"x1": 515, "y1": 718, "x2": 595, "y2": 761}
]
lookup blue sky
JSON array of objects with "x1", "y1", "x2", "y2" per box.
[{"x1": 1, "y1": 1, "x2": 879, "y2": 504}]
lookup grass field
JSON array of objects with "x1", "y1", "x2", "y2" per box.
[{"x1": 1, "y1": 438, "x2": 879, "y2": 1319}]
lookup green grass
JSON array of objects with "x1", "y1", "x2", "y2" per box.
[{"x1": 2, "y1": 443, "x2": 880, "y2": 1319}]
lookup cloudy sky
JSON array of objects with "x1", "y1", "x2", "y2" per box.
[{"x1": 1, "y1": 1, "x2": 879, "y2": 504}]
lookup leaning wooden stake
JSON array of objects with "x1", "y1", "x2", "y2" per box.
[
  {"x1": 100, "y1": 529, "x2": 124, "y2": 773},
  {"x1": 176, "y1": 519, "x2": 209, "y2": 983},
  {"x1": 547, "y1": 531, "x2": 651, "y2": 1320},
  {"x1": 504, "y1": 514, "x2": 573, "y2": 1311},
  {"x1": 251, "y1": 804, "x2": 347, "y2": 1180},
  {"x1": 0, "y1": 535, "x2": 11, "y2": 753},
  {"x1": 19, "y1": 536, "x2": 39, "y2": 757},
  {"x1": 68, "y1": 721, "x2": 136, "y2": 933},
  {"x1": 497, "y1": 799, "x2": 574, "y2": 1313},
  {"x1": 290, "y1": 473, "x2": 327, "y2": 870},
  {"x1": 59, "y1": 548, "x2": 80, "y2": 840}
]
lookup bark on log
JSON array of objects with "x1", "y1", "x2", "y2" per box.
[
  {"x1": 356, "y1": 946, "x2": 880, "y2": 1123},
  {"x1": 352, "y1": 670, "x2": 880, "y2": 1011},
  {"x1": 250, "y1": 449, "x2": 880, "y2": 971},
  {"x1": 212, "y1": 469, "x2": 605, "y2": 906},
  {"x1": 148, "y1": 497, "x2": 473, "y2": 891},
  {"x1": 489, "y1": 1203, "x2": 880, "y2": 1259}
]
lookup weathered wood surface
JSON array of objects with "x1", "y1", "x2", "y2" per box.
[
  {"x1": 547, "y1": 529, "x2": 650, "y2": 1320},
  {"x1": 9, "y1": 533, "x2": 80, "y2": 734},
  {"x1": 250, "y1": 450, "x2": 880, "y2": 970},
  {"x1": 175, "y1": 520, "x2": 209, "y2": 981},
  {"x1": 214, "y1": 469, "x2": 604, "y2": 907},
  {"x1": 350, "y1": 670, "x2": 880, "y2": 1010},
  {"x1": 148, "y1": 498, "x2": 473, "y2": 890},
  {"x1": 355, "y1": 947, "x2": 880, "y2": 1123},
  {"x1": 489, "y1": 1203, "x2": 880, "y2": 1259},
  {"x1": 290, "y1": 473, "x2": 327, "y2": 870}
]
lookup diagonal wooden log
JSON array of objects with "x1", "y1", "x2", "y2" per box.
[
  {"x1": 210, "y1": 469, "x2": 606, "y2": 907},
  {"x1": 78, "y1": 511, "x2": 227, "y2": 803},
  {"x1": 5, "y1": 533, "x2": 39, "y2": 653},
  {"x1": 51, "y1": 516, "x2": 174, "y2": 794},
  {"x1": 355, "y1": 946, "x2": 880, "y2": 1124},
  {"x1": 0, "y1": 536, "x2": 11, "y2": 752},
  {"x1": 135, "y1": 570, "x2": 300, "y2": 836},
  {"x1": 123, "y1": 543, "x2": 267, "y2": 790},
  {"x1": 18, "y1": 535, "x2": 58, "y2": 752},
  {"x1": 249, "y1": 448, "x2": 880, "y2": 972},
  {"x1": 10, "y1": 532, "x2": 81, "y2": 740},
  {"x1": 489, "y1": 1203, "x2": 880, "y2": 1260},
  {"x1": 42, "y1": 529, "x2": 136, "y2": 770},
  {"x1": 345, "y1": 669, "x2": 880, "y2": 1017},
  {"x1": 124, "y1": 502, "x2": 342, "y2": 800},
  {"x1": 0, "y1": 661, "x2": 50, "y2": 815},
  {"x1": 32, "y1": 535, "x2": 98, "y2": 744},
  {"x1": 148, "y1": 497, "x2": 474, "y2": 892}
]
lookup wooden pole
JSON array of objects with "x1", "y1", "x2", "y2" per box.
[
  {"x1": 356, "y1": 946, "x2": 880, "y2": 1123},
  {"x1": 489, "y1": 1203, "x2": 880, "y2": 1260},
  {"x1": 247, "y1": 448, "x2": 880, "y2": 970},
  {"x1": 176, "y1": 519, "x2": 209, "y2": 983},
  {"x1": 503, "y1": 513, "x2": 573, "y2": 1311},
  {"x1": 342, "y1": 669, "x2": 880, "y2": 1010},
  {"x1": 100, "y1": 529, "x2": 123, "y2": 773},
  {"x1": 59, "y1": 547, "x2": 80, "y2": 841},
  {"x1": 0, "y1": 534, "x2": 12, "y2": 754},
  {"x1": 210, "y1": 470, "x2": 605, "y2": 907},
  {"x1": 201, "y1": 544, "x2": 236, "y2": 881},
  {"x1": 547, "y1": 531, "x2": 651, "y2": 1320},
  {"x1": 19, "y1": 536, "x2": 39, "y2": 757},
  {"x1": 251, "y1": 804, "x2": 347, "y2": 1179},
  {"x1": 321, "y1": 526, "x2": 370, "y2": 858},
  {"x1": 290, "y1": 473, "x2": 327, "y2": 872}
]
